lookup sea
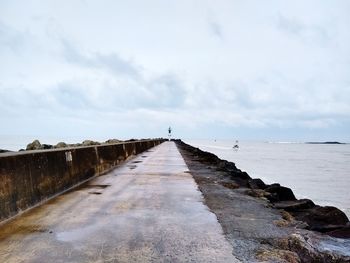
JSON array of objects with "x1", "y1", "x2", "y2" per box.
[{"x1": 185, "y1": 139, "x2": 350, "y2": 218}]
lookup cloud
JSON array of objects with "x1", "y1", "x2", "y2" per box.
[
  {"x1": 52, "y1": 82, "x2": 92, "y2": 109},
  {"x1": 61, "y1": 39, "x2": 141, "y2": 78},
  {"x1": 275, "y1": 14, "x2": 330, "y2": 44},
  {"x1": 208, "y1": 20, "x2": 223, "y2": 39},
  {"x1": 58, "y1": 38, "x2": 188, "y2": 111},
  {"x1": 0, "y1": 21, "x2": 26, "y2": 53}
]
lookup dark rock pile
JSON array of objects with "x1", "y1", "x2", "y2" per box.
[
  {"x1": 26, "y1": 140, "x2": 54, "y2": 150},
  {"x1": 24, "y1": 138, "x2": 124, "y2": 152}
]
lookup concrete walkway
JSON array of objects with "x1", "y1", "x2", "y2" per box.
[{"x1": 0, "y1": 142, "x2": 240, "y2": 263}]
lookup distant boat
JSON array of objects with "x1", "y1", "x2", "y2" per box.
[{"x1": 233, "y1": 140, "x2": 239, "y2": 150}]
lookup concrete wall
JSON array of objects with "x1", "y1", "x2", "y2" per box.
[{"x1": 0, "y1": 139, "x2": 165, "y2": 222}]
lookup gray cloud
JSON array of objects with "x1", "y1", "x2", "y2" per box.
[
  {"x1": 52, "y1": 82, "x2": 92, "y2": 109},
  {"x1": 0, "y1": 21, "x2": 26, "y2": 53},
  {"x1": 61, "y1": 39, "x2": 141, "y2": 78},
  {"x1": 59, "y1": 39, "x2": 187, "y2": 111},
  {"x1": 275, "y1": 14, "x2": 330, "y2": 44},
  {"x1": 146, "y1": 74, "x2": 186, "y2": 108},
  {"x1": 208, "y1": 20, "x2": 223, "y2": 39}
]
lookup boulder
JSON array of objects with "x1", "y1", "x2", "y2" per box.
[
  {"x1": 41, "y1": 144, "x2": 53, "y2": 149},
  {"x1": 201, "y1": 152, "x2": 220, "y2": 164},
  {"x1": 217, "y1": 160, "x2": 237, "y2": 171},
  {"x1": 293, "y1": 206, "x2": 349, "y2": 232},
  {"x1": 273, "y1": 199, "x2": 315, "y2": 212},
  {"x1": 105, "y1": 139, "x2": 122, "y2": 144},
  {"x1": 248, "y1": 178, "x2": 267, "y2": 189},
  {"x1": 286, "y1": 233, "x2": 350, "y2": 262},
  {"x1": 54, "y1": 142, "x2": 68, "y2": 148},
  {"x1": 26, "y1": 140, "x2": 42, "y2": 150},
  {"x1": 82, "y1": 140, "x2": 100, "y2": 146},
  {"x1": 265, "y1": 184, "x2": 296, "y2": 202},
  {"x1": 231, "y1": 170, "x2": 251, "y2": 180},
  {"x1": 327, "y1": 224, "x2": 350, "y2": 238}
]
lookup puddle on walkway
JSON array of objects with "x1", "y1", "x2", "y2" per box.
[{"x1": 56, "y1": 222, "x2": 105, "y2": 242}]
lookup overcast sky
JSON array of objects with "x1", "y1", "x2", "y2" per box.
[{"x1": 1, "y1": 0, "x2": 349, "y2": 141}]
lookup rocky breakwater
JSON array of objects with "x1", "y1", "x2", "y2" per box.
[
  {"x1": 24, "y1": 139, "x2": 124, "y2": 151},
  {"x1": 175, "y1": 140, "x2": 350, "y2": 263}
]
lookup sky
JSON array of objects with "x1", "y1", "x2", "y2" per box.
[{"x1": 0, "y1": 0, "x2": 350, "y2": 142}]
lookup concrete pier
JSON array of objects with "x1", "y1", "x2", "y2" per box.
[{"x1": 0, "y1": 142, "x2": 240, "y2": 263}]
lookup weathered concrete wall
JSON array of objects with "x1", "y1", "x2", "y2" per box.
[{"x1": 0, "y1": 139, "x2": 165, "y2": 222}]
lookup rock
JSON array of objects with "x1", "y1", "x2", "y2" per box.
[
  {"x1": 293, "y1": 206, "x2": 349, "y2": 232},
  {"x1": 41, "y1": 144, "x2": 53, "y2": 149},
  {"x1": 285, "y1": 233, "x2": 350, "y2": 262},
  {"x1": 256, "y1": 248, "x2": 300, "y2": 263},
  {"x1": 327, "y1": 224, "x2": 350, "y2": 238},
  {"x1": 280, "y1": 210, "x2": 294, "y2": 222},
  {"x1": 231, "y1": 170, "x2": 251, "y2": 180},
  {"x1": 265, "y1": 184, "x2": 296, "y2": 202},
  {"x1": 217, "y1": 160, "x2": 237, "y2": 171},
  {"x1": 274, "y1": 219, "x2": 292, "y2": 227},
  {"x1": 246, "y1": 189, "x2": 268, "y2": 198},
  {"x1": 201, "y1": 152, "x2": 220, "y2": 164},
  {"x1": 248, "y1": 178, "x2": 267, "y2": 189},
  {"x1": 273, "y1": 199, "x2": 315, "y2": 211},
  {"x1": 82, "y1": 140, "x2": 100, "y2": 146},
  {"x1": 0, "y1": 149, "x2": 11, "y2": 153},
  {"x1": 54, "y1": 142, "x2": 68, "y2": 148},
  {"x1": 105, "y1": 139, "x2": 122, "y2": 144},
  {"x1": 219, "y1": 181, "x2": 239, "y2": 189},
  {"x1": 25, "y1": 140, "x2": 53, "y2": 150},
  {"x1": 26, "y1": 140, "x2": 42, "y2": 150}
]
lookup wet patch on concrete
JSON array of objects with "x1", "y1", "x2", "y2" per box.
[
  {"x1": 74, "y1": 183, "x2": 111, "y2": 192},
  {"x1": 88, "y1": 192, "x2": 102, "y2": 195}
]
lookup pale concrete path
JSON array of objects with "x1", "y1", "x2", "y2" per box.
[{"x1": 0, "y1": 142, "x2": 240, "y2": 263}]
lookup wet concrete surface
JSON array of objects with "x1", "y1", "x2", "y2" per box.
[{"x1": 0, "y1": 142, "x2": 240, "y2": 263}]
